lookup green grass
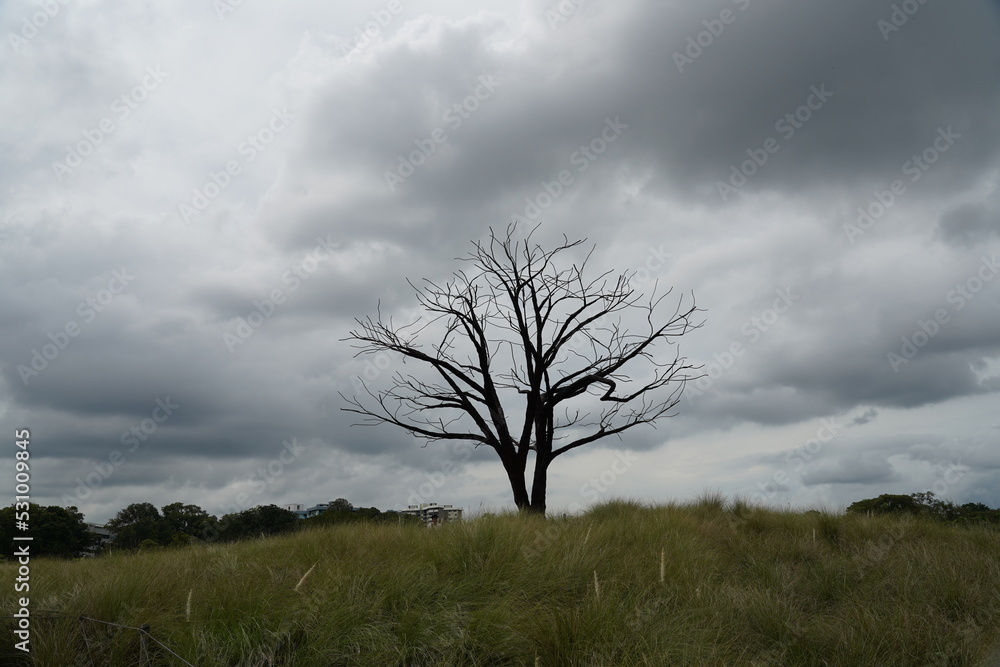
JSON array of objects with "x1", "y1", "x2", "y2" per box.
[{"x1": 4, "y1": 498, "x2": 1000, "y2": 666}]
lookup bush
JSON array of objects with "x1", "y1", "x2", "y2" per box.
[
  {"x1": 847, "y1": 492, "x2": 999, "y2": 526},
  {"x1": 218, "y1": 505, "x2": 299, "y2": 541},
  {"x1": 0, "y1": 504, "x2": 94, "y2": 559}
]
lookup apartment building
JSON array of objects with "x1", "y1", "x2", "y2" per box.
[{"x1": 401, "y1": 503, "x2": 463, "y2": 526}]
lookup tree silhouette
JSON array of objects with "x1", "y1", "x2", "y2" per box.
[
  {"x1": 328, "y1": 498, "x2": 353, "y2": 512},
  {"x1": 0, "y1": 504, "x2": 93, "y2": 558},
  {"x1": 162, "y1": 502, "x2": 217, "y2": 542},
  {"x1": 106, "y1": 502, "x2": 170, "y2": 549},
  {"x1": 342, "y1": 224, "x2": 702, "y2": 514},
  {"x1": 219, "y1": 505, "x2": 298, "y2": 541}
]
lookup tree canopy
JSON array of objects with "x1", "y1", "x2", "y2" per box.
[
  {"x1": 0, "y1": 504, "x2": 93, "y2": 559},
  {"x1": 218, "y1": 504, "x2": 299, "y2": 541},
  {"x1": 106, "y1": 502, "x2": 172, "y2": 550},
  {"x1": 343, "y1": 224, "x2": 702, "y2": 513},
  {"x1": 846, "y1": 492, "x2": 1000, "y2": 525},
  {"x1": 106, "y1": 502, "x2": 220, "y2": 550}
]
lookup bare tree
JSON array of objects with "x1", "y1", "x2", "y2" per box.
[{"x1": 341, "y1": 224, "x2": 703, "y2": 514}]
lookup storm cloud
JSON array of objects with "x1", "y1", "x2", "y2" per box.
[{"x1": 2, "y1": 0, "x2": 998, "y2": 522}]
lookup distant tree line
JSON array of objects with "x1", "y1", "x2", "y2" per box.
[
  {"x1": 0, "y1": 498, "x2": 420, "y2": 559},
  {"x1": 846, "y1": 492, "x2": 1000, "y2": 525},
  {"x1": 299, "y1": 498, "x2": 421, "y2": 528},
  {"x1": 0, "y1": 504, "x2": 94, "y2": 558},
  {"x1": 24, "y1": 490, "x2": 994, "y2": 559}
]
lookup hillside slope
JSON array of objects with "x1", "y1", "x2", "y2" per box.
[{"x1": 4, "y1": 500, "x2": 1000, "y2": 666}]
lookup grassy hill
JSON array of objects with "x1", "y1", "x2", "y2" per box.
[{"x1": 4, "y1": 498, "x2": 1000, "y2": 666}]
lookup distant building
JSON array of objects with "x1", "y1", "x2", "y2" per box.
[
  {"x1": 283, "y1": 502, "x2": 357, "y2": 519},
  {"x1": 283, "y1": 500, "x2": 456, "y2": 523},
  {"x1": 401, "y1": 503, "x2": 463, "y2": 526},
  {"x1": 283, "y1": 503, "x2": 308, "y2": 519},
  {"x1": 84, "y1": 522, "x2": 114, "y2": 556},
  {"x1": 304, "y1": 503, "x2": 331, "y2": 518}
]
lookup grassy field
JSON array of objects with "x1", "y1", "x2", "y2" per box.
[{"x1": 4, "y1": 498, "x2": 1000, "y2": 666}]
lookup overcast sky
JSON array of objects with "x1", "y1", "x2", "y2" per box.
[{"x1": 2, "y1": 0, "x2": 999, "y2": 523}]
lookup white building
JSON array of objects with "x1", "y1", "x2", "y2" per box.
[
  {"x1": 84, "y1": 522, "x2": 114, "y2": 556},
  {"x1": 283, "y1": 502, "x2": 355, "y2": 519},
  {"x1": 283, "y1": 503, "x2": 308, "y2": 519},
  {"x1": 401, "y1": 503, "x2": 463, "y2": 526}
]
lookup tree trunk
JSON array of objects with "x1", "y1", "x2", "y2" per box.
[
  {"x1": 525, "y1": 410, "x2": 551, "y2": 515},
  {"x1": 527, "y1": 453, "x2": 548, "y2": 515},
  {"x1": 501, "y1": 453, "x2": 531, "y2": 510}
]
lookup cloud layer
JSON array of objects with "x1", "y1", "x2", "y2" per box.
[{"x1": 2, "y1": 0, "x2": 998, "y2": 522}]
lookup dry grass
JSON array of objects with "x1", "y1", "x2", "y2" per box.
[{"x1": 3, "y1": 498, "x2": 999, "y2": 665}]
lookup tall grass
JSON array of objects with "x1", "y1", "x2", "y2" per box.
[{"x1": 4, "y1": 499, "x2": 1000, "y2": 665}]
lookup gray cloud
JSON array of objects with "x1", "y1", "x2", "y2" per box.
[
  {"x1": 1, "y1": 0, "x2": 999, "y2": 522},
  {"x1": 851, "y1": 408, "x2": 878, "y2": 426},
  {"x1": 939, "y1": 200, "x2": 1000, "y2": 247}
]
